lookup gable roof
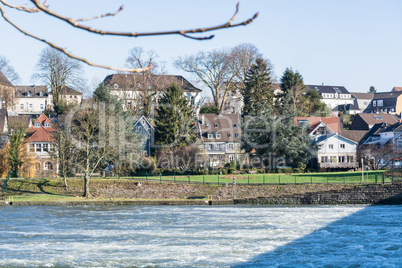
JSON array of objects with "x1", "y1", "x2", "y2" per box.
[
  {"x1": 26, "y1": 126, "x2": 56, "y2": 142},
  {"x1": 103, "y1": 74, "x2": 202, "y2": 93},
  {"x1": 0, "y1": 71, "x2": 13, "y2": 87},
  {"x1": 294, "y1": 117, "x2": 341, "y2": 134},
  {"x1": 134, "y1": 116, "x2": 154, "y2": 134},
  {"x1": 316, "y1": 133, "x2": 357, "y2": 145},
  {"x1": 373, "y1": 91, "x2": 402, "y2": 100},
  {"x1": 354, "y1": 113, "x2": 398, "y2": 126},
  {"x1": 26, "y1": 113, "x2": 56, "y2": 133},
  {"x1": 351, "y1": 92, "x2": 374, "y2": 100},
  {"x1": 306, "y1": 85, "x2": 351, "y2": 95},
  {"x1": 198, "y1": 113, "x2": 241, "y2": 142},
  {"x1": 15, "y1": 85, "x2": 48, "y2": 97},
  {"x1": 392, "y1": 87, "x2": 402, "y2": 92},
  {"x1": 60, "y1": 86, "x2": 82, "y2": 95},
  {"x1": 360, "y1": 122, "x2": 388, "y2": 144},
  {"x1": 332, "y1": 103, "x2": 359, "y2": 112}
]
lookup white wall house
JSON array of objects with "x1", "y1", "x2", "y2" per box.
[
  {"x1": 12, "y1": 86, "x2": 51, "y2": 115},
  {"x1": 317, "y1": 134, "x2": 358, "y2": 169},
  {"x1": 306, "y1": 85, "x2": 354, "y2": 115}
]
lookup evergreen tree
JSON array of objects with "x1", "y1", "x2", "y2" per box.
[
  {"x1": 242, "y1": 58, "x2": 274, "y2": 115},
  {"x1": 279, "y1": 68, "x2": 306, "y2": 113},
  {"x1": 199, "y1": 105, "x2": 219, "y2": 114},
  {"x1": 154, "y1": 83, "x2": 196, "y2": 147}
]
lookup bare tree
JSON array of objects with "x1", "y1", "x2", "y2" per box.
[
  {"x1": 0, "y1": 55, "x2": 20, "y2": 84},
  {"x1": 358, "y1": 143, "x2": 402, "y2": 170},
  {"x1": 0, "y1": 1, "x2": 258, "y2": 72},
  {"x1": 175, "y1": 43, "x2": 264, "y2": 113},
  {"x1": 32, "y1": 47, "x2": 85, "y2": 107}
]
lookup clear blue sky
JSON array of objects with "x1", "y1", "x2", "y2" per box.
[{"x1": 1, "y1": 0, "x2": 402, "y2": 94}]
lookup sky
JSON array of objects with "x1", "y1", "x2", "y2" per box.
[{"x1": 1, "y1": 0, "x2": 402, "y2": 95}]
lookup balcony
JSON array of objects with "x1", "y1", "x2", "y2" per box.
[{"x1": 319, "y1": 162, "x2": 358, "y2": 169}]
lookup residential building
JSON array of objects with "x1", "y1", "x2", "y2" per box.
[
  {"x1": 102, "y1": 73, "x2": 202, "y2": 115},
  {"x1": 133, "y1": 116, "x2": 154, "y2": 156},
  {"x1": 366, "y1": 91, "x2": 402, "y2": 115},
  {"x1": 0, "y1": 71, "x2": 15, "y2": 111},
  {"x1": 349, "y1": 113, "x2": 398, "y2": 131},
  {"x1": 198, "y1": 113, "x2": 242, "y2": 167},
  {"x1": 25, "y1": 113, "x2": 57, "y2": 177},
  {"x1": 0, "y1": 108, "x2": 7, "y2": 148},
  {"x1": 305, "y1": 84, "x2": 354, "y2": 114},
  {"x1": 12, "y1": 85, "x2": 51, "y2": 115},
  {"x1": 58, "y1": 86, "x2": 83, "y2": 105},
  {"x1": 351, "y1": 92, "x2": 373, "y2": 113},
  {"x1": 295, "y1": 117, "x2": 357, "y2": 170}
]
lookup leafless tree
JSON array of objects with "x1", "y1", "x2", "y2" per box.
[
  {"x1": 175, "y1": 43, "x2": 265, "y2": 113},
  {"x1": 32, "y1": 47, "x2": 86, "y2": 107},
  {"x1": 0, "y1": 1, "x2": 258, "y2": 72},
  {"x1": 0, "y1": 55, "x2": 20, "y2": 84},
  {"x1": 358, "y1": 143, "x2": 402, "y2": 170}
]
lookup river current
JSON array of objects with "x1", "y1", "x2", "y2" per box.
[{"x1": 0, "y1": 205, "x2": 401, "y2": 267}]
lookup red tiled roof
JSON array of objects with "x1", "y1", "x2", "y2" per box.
[
  {"x1": 26, "y1": 126, "x2": 56, "y2": 142},
  {"x1": 392, "y1": 87, "x2": 402, "y2": 92},
  {"x1": 26, "y1": 113, "x2": 55, "y2": 133},
  {"x1": 294, "y1": 117, "x2": 341, "y2": 134}
]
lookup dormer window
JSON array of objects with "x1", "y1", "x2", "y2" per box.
[
  {"x1": 235, "y1": 133, "x2": 239, "y2": 138},
  {"x1": 206, "y1": 124, "x2": 210, "y2": 128},
  {"x1": 207, "y1": 133, "x2": 213, "y2": 139},
  {"x1": 216, "y1": 133, "x2": 221, "y2": 139},
  {"x1": 44, "y1": 123, "x2": 51, "y2": 128},
  {"x1": 27, "y1": 91, "x2": 31, "y2": 97},
  {"x1": 373, "y1": 101, "x2": 376, "y2": 107},
  {"x1": 214, "y1": 123, "x2": 218, "y2": 128},
  {"x1": 228, "y1": 134, "x2": 232, "y2": 138},
  {"x1": 114, "y1": 83, "x2": 119, "y2": 89},
  {"x1": 233, "y1": 124, "x2": 237, "y2": 128},
  {"x1": 378, "y1": 100, "x2": 383, "y2": 106},
  {"x1": 34, "y1": 123, "x2": 41, "y2": 127},
  {"x1": 39, "y1": 92, "x2": 44, "y2": 97}
]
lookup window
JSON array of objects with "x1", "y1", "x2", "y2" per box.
[
  {"x1": 206, "y1": 124, "x2": 210, "y2": 128},
  {"x1": 39, "y1": 91, "x2": 44, "y2": 97},
  {"x1": 321, "y1": 156, "x2": 328, "y2": 163},
  {"x1": 228, "y1": 143, "x2": 234, "y2": 150},
  {"x1": 28, "y1": 104, "x2": 33, "y2": 110},
  {"x1": 44, "y1": 123, "x2": 51, "y2": 128},
  {"x1": 229, "y1": 154, "x2": 235, "y2": 162},
  {"x1": 328, "y1": 144, "x2": 334, "y2": 149},
  {"x1": 217, "y1": 144, "x2": 224, "y2": 150},
  {"x1": 34, "y1": 123, "x2": 41, "y2": 127},
  {"x1": 34, "y1": 162, "x2": 40, "y2": 170},
  {"x1": 20, "y1": 103, "x2": 24, "y2": 110},
  {"x1": 208, "y1": 144, "x2": 213, "y2": 151},
  {"x1": 27, "y1": 91, "x2": 31, "y2": 97},
  {"x1": 340, "y1": 144, "x2": 345, "y2": 149},
  {"x1": 114, "y1": 83, "x2": 119, "y2": 89},
  {"x1": 378, "y1": 100, "x2": 383, "y2": 106},
  {"x1": 45, "y1": 162, "x2": 53, "y2": 170},
  {"x1": 214, "y1": 123, "x2": 218, "y2": 128},
  {"x1": 191, "y1": 96, "x2": 195, "y2": 106},
  {"x1": 330, "y1": 156, "x2": 337, "y2": 163},
  {"x1": 30, "y1": 144, "x2": 35, "y2": 152},
  {"x1": 227, "y1": 133, "x2": 232, "y2": 138},
  {"x1": 235, "y1": 133, "x2": 239, "y2": 138},
  {"x1": 43, "y1": 143, "x2": 49, "y2": 152},
  {"x1": 373, "y1": 101, "x2": 376, "y2": 107},
  {"x1": 207, "y1": 134, "x2": 213, "y2": 139},
  {"x1": 233, "y1": 124, "x2": 237, "y2": 128},
  {"x1": 40, "y1": 104, "x2": 44, "y2": 110},
  {"x1": 339, "y1": 156, "x2": 345, "y2": 163},
  {"x1": 36, "y1": 144, "x2": 42, "y2": 152},
  {"x1": 347, "y1": 156, "x2": 354, "y2": 163},
  {"x1": 216, "y1": 133, "x2": 221, "y2": 139}
]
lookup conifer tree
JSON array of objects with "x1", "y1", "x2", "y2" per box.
[
  {"x1": 154, "y1": 83, "x2": 196, "y2": 147},
  {"x1": 242, "y1": 58, "x2": 274, "y2": 115}
]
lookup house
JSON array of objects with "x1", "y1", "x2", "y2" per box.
[
  {"x1": 25, "y1": 113, "x2": 57, "y2": 177},
  {"x1": 133, "y1": 116, "x2": 154, "y2": 156},
  {"x1": 0, "y1": 71, "x2": 16, "y2": 111},
  {"x1": 349, "y1": 113, "x2": 398, "y2": 131},
  {"x1": 295, "y1": 117, "x2": 357, "y2": 170},
  {"x1": 351, "y1": 92, "x2": 373, "y2": 113},
  {"x1": 102, "y1": 73, "x2": 202, "y2": 115},
  {"x1": 366, "y1": 91, "x2": 402, "y2": 115},
  {"x1": 198, "y1": 113, "x2": 242, "y2": 167},
  {"x1": 0, "y1": 108, "x2": 7, "y2": 148},
  {"x1": 342, "y1": 130, "x2": 369, "y2": 144},
  {"x1": 333, "y1": 103, "x2": 360, "y2": 115},
  {"x1": 12, "y1": 85, "x2": 51, "y2": 115},
  {"x1": 58, "y1": 86, "x2": 82, "y2": 105},
  {"x1": 305, "y1": 84, "x2": 354, "y2": 114}
]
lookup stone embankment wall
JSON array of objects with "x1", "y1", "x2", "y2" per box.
[{"x1": 235, "y1": 182, "x2": 402, "y2": 205}]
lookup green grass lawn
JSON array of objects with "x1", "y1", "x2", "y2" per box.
[{"x1": 103, "y1": 170, "x2": 388, "y2": 185}]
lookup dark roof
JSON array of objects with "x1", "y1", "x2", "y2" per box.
[
  {"x1": 342, "y1": 130, "x2": 369, "y2": 143},
  {"x1": 332, "y1": 103, "x2": 359, "y2": 112},
  {"x1": 0, "y1": 108, "x2": 7, "y2": 133},
  {"x1": 103, "y1": 74, "x2": 201, "y2": 92},
  {"x1": 199, "y1": 113, "x2": 241, "y2": 142},
  {"x1": 8, "y1": 115, "x2": 32, "y2": 130},
  {"x1": 360, "y1": 123, "x2": 388, "y2": 144},
  {"x1": 373, "y1": 91, "x2": 402, "y2": 99},
  {"x1": 306, "y1": 85, "x2": 351, "y2": 95},
  {"x1": 60, "y1": 86, "x2": 82, "y2": 95},
  {"x1": 351, "y1": 92, "x2": 374, "y2": 100},
  {"x1": 0, "y1": 71, "x2": 13, "y2": 87},
  {"x1": 382, "y1": 122, "x2": 402, "y2": 133},
  {"x1": 16, "y1": 85, "x2": 48, "y2": 97}
]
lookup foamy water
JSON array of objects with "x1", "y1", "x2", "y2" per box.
[{"x1": 0, "y1": 205, "x2": 400, "y2": 267}]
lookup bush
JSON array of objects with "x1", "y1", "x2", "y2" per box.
[{"x1": 277, "y1": 167, "x2": 292, "y2": 174}]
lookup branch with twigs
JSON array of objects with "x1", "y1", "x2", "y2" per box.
[{"x1": 0, "y1": 1, "x2": 258, "y2": 72}]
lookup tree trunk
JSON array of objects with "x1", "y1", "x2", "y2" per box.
[
  {"x1": 63, "y1": 175, "x2": 69, "y2": 190},
  {"x1": 83, "y1": 173, "x2": 91, "y2": 197}
]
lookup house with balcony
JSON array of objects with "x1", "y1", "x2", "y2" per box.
[
  {"x1": 198, "y1": 113, "x2": 242, "y2": 167},
  {"x1": 25, "y1": 113, "x2": 57, "y2": 177},
  {"x1": 295, "y1": 117, "x2": 358, "y2": 170}
]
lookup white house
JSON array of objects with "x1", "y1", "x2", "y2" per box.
[
  {"x1": 316, "y1": 134, "x2": 358, "y2": 169},
  {"x1": 306, "y1": 84, "x2": 354, "y2": 115},
  {"x1": 12, "y1": 85, "x2": 51, "y2": 115}
]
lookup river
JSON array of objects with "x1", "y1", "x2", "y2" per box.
[{"x1": 0, "y1": 205, "x2": 401, "y2": 267}]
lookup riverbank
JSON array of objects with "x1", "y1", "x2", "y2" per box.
[{"x1": 1, "y1": 178, "x2": 401, "y2": 205}]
